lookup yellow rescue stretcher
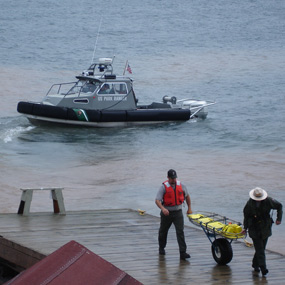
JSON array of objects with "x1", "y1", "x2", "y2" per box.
[{"x1": 188, "y1": 212, "x2": 246, "y2": 265}]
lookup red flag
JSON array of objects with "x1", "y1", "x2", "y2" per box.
[{"x1": 126, "y1": 64, "x2": 132, "y2": 74}]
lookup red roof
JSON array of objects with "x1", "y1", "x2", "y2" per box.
[{"x1": 6, "y1": 240, "x2": 142, "y2": 285}]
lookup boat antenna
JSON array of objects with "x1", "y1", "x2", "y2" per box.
[{"x1": 91, "y1": 17, "x2": 103, "y2": 64}]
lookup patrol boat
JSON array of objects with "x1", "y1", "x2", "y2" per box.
[{"x1": 17, "y1": 58, "x2": 215, "y2": 127}]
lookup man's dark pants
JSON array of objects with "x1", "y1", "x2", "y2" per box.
[
  {"x1": 158, "y1": 209, "x2": 187, "y2": 253},
  {"x1": 252, "y1": 237, "x2": 268, "y2": 269}
]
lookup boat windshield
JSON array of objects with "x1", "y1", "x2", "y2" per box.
[
  {"x1": 67, "y1": 80, "x2": 100, "y2": 95},
  {"x1": 80, "y1": 81, "x2": 100, "y2": 94}
]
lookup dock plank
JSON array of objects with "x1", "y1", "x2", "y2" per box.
[{"x1": 0, "y1": 209, "x2": 284, "y2": 284}]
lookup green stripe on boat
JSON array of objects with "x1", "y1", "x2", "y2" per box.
[{"x1": 73, "y1": 109, "x2": 89, "y2": 121}]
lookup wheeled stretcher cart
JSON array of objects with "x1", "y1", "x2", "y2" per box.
[{"x1": 188, "y1": 212, "x2": 246, "y2": 265}]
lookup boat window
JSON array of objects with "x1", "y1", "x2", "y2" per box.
[
  {"x1": 98, "y1": 83, "x2": 111, "y2": 94},
  {"x1": 98, "y1": 83, "x2": 127, "y2": 95},
  {"x1": 73, "y1": 98, "x2": 89, "y2": 104},
  {"x1": 67, "y1": 82, "x2": 83, "y2": 95},
  {"x1": 114, "y1": 83, "x2": 127, "y2": 94},
  {"x1": 81, "y1": 81, "x2": 99, "y2": 93},
  {"x1": 47, "y1": 82, "x2": 78, "y2": 95}
]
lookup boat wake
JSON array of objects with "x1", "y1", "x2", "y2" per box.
[{"x1": 1, "y1": 125, "x2": 35, "y2": 143}]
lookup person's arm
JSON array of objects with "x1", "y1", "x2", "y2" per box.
[
  {"x1": 155, "y1": 199, "x2": 169, "y2": 216},
  {"x1": 182, "y1": 183, "x2": 192, "y2": 214},
  {"x1": 269, "y1": 197, "x2": 283, "y2": 225},
  {"x1": 185, "y1": 195, "x2": 192, "y2": 214},
  {"x1": 242, "y1": 202, "x2": 249, "y2": 234},
  {"x1": 275, "y1": 202, "x2": 282, "y2": 225},
  {"x1": 155, "y1": 185, "x2": 169, "y2": 216}
]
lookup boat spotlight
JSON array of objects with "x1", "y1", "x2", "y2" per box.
[{"x1": 98, "y1": 65, "x2": 105, "y2": 72}]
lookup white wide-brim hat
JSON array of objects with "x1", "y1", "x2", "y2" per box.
[{"x1": 249, "y1": 187, "x2": 268, "y2": 201}]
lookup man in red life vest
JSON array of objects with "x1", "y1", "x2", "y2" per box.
[{"x1": 155, "y1": 169, "x2": 192, "y2": 260}]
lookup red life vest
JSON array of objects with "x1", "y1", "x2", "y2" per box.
[{"x1": 163, "y1": 180, "x2": 184, "y2": 206}]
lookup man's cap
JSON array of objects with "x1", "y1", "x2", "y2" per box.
[
  {"x1": 167, "y1": 169, "x2": 177, "y2": 179},
  {"x1": 249, "y1": 187, "x2": 268, "y2": 201}
]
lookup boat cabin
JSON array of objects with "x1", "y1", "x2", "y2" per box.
[{"x1": 42, "y1": 58, "x2": 138, "y2": 111}]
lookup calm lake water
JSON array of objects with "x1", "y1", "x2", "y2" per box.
[{"x1": 0, "y1": 0, "x2": 284, "y2": 254}]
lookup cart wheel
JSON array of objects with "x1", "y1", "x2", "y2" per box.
[{"x1": 211, "y1": 238, "x2": 233, "y2": 265}]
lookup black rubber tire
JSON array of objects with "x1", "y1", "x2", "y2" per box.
[{"x1": 211, "y1": 238, "x2": 233, "y2": 265}]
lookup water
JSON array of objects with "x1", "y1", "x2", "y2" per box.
[{"x1": 1, "y1": 0, "x2": 284, "y2": 254}]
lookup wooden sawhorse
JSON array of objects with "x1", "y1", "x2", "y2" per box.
[{"x1": 17, "y1": 187, "x2": 66, "y2": 215}]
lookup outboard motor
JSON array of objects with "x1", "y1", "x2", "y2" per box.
[{"x1": 163, "y1": 96, "x2": 177, "y2": 104}]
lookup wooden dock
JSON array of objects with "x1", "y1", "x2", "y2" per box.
[{"x1": 0, "y1": 209, "x2": 284, "y2": 284}]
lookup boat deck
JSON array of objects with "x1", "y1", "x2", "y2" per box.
[{"x1": 0, "y1": 209, "x2": 284, "y2": 284}]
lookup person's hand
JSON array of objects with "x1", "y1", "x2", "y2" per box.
[
  {"x1": 187, "y1": 209, "x2": 193, "y2": 214},
  {"x1": 162, "y1": 208, "x2": 169, "y2": 216},
  {"x1": 241, "y1": 229, "x2": 247, "y2": 235},
  {"x1": 276, "y1": 220, "x2": 281, "y2": 225}
]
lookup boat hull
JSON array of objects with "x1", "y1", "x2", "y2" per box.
[{"x1": 18, "y1": 101, "x2": 191, "y2": 128}]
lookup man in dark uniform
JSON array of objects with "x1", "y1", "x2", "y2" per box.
[
  {"x1": 243, "y1": 187, "x2": 283, "y2": 276},
  {"x1": 155, "y1": 169, "x2": 192, "y2": 260}
]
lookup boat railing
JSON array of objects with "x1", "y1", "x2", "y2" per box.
[
  {"x1": 189, "y1": 102, "x2": 216, "y2": 118},
  {"x1": 46, "y1": 82, "x2": 78, "y2": 96},
  {"x1": 176, "y1": 98, "x2": 216, "y2": 104},
  {"x1": 84, "y1": 62, "x2": 114, "y2": 79}
]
